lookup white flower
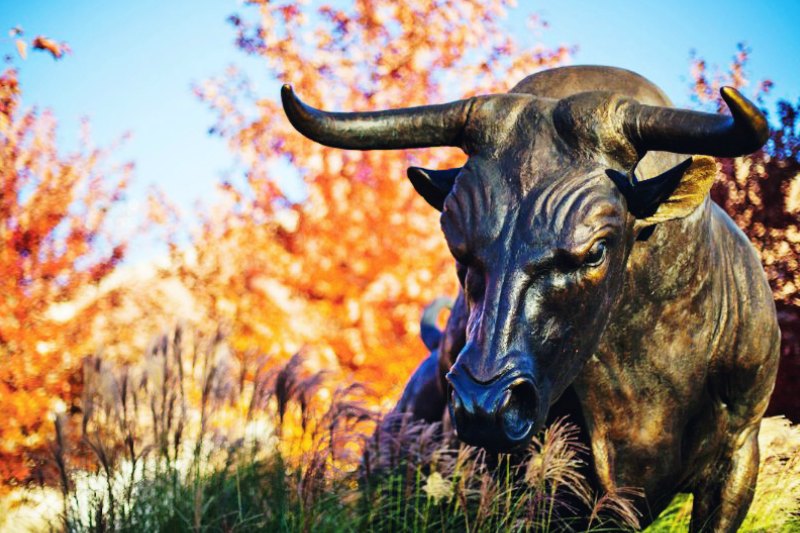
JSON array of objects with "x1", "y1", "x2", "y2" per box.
[{"x1": 422, "y1": 471, "x2": 453, "y2": 504}]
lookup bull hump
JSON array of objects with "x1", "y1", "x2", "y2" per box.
[{"x1": 509, "y1": 65, "x2": 672, "y2": 106}]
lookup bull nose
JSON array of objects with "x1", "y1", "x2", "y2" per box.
[
  {"x1": 499, "y1": 378, "x2": 538, "y2": 442},
  {"x1": 447, "y1": 365, "x2": 540, "y2": 452}
]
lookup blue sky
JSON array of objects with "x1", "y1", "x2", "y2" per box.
[
  {"x1": 530, "y1": 1, "x2": 799, "y2": 106},
  {"x1": 2, "y1": 0, "x2": 798, "y2": 260}
]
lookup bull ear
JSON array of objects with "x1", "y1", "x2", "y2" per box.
[
  {"x1": 607, "y1": 156, "x2": 718, "y2": 225},
  {"x1": 407, "y1": 166, "x2": 461, "y2": 211}
]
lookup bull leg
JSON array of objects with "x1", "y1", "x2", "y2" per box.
[
  {"x1": 690, "y1": 425, "x2": 759, "y2": 532},
  {"x1": 380, "y1": 294, "x2": 465, "y2": 434},
  {"x1": 387, "y1": 294, "x2": 465, "y2": 424}
]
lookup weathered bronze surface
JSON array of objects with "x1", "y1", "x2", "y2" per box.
[{"x1": 282, "y1": 65, "x2": 780, "y2": 532}]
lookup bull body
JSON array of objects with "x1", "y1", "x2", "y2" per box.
[{"x1": 282, "y1": 66, "x2": 780, "y2": 531}]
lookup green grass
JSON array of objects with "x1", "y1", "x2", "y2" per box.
[
  {"x1": 57, "y1": 441, "x2": 800, "y2": 532},
  {"x1": 63, "y1": 454, "x2": 351, "y2": 532},
  {"x1": 23, "y1": 328, "x2": 800, "y2": 532},
  {"x1": 59, "y1": 443, "x2": 636, "y2": 532}
]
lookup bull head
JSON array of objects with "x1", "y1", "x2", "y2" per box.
[{"x1": 281, "y1": 81, "x2": 767, "y2": 452}]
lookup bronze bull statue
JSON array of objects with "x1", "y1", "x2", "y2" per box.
[{"x1": 281, "y1": 66, "x2": 780, "y2": 532}]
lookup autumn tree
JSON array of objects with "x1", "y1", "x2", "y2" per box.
[
  {"x1": 187, "y1": 1, "x2": 571, "y2": 401},
  {"x1": 0, "y1": 36, "x2": 128, "y2": 486},
  {"x1": 690, "y1": 45, "x2": 800, "y2": 420}
]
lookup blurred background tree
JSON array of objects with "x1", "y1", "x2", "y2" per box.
[
  {"x1": 187, "y1": 0, "x2": 571, "y2": 402},
  {"x1": 0, "y1": 36, "x2": 128, "y2": 486},
  {"x1": 1, "y1": 1, "x2": 798, "y2": 496}
]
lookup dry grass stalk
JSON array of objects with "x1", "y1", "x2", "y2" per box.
[{"x1": 8, "y1": 325, "x2": 794, "y2": 532}]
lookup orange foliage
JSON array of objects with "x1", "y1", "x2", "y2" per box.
[
  {"x1": 1, "y1": 5, "x2": 797, "y2": 501},
  {"x1": 7, "y1": 27, "x2": 70, "y2": 61},
  {"x1": 189, "y1": 1, "x2": 571, "y2": 402},
  {"x1": 0, "y1": 65, "x2": 128, "y2": 486},
  {"x1": 30, "y1": 36, "x2": 70, "y2": 60}
]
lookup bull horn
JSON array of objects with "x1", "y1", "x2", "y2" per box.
[
  {"x1": 281, "y1": 84, "x2": 476, "y2": 150},
  {"x1": 622, "y1": 86, "x2": 769, "y2": 157}
]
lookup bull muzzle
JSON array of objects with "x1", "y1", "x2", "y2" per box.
[{"x1": 446, "y1": 358, "x2": 542, "y2": 453}]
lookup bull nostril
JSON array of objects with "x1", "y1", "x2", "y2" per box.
[
  {"x1": 499, "y1": 379, "x2": 538, "y2": 442},
  {"x1": 449, "y1": 387, "x2": 463, "y2": 423}
]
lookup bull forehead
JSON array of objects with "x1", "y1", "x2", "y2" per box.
[
  {"x1": 523, "y1": 171, "x2": 625, "y2": 246},
  {"x1": 441, "y1": 159, "x2": 625, "y2": 263}
]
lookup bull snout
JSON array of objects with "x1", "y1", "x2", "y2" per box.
[{"x1": 446, "y1": 360, "x2": 541, "y2": 452}]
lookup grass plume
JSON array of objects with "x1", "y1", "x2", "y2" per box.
[{"x1": 0, "y1": 326, "x2": 796, "y2": 532}]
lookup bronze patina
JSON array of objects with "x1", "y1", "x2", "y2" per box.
[{"x1": 282, "y1": 66, "x2": 780, "y2": 532}]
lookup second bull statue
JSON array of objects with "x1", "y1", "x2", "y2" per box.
[{"x1": 281, "y1": 65, "x2": 780, "y2": 532}]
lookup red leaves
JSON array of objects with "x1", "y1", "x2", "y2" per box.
[
  {"x1": 31, "y1": 35, "x2": 70, "y2": 60},
  {"x1": 87, "y1": 245, "x2": 125, "y2": 284},
  {"x1": 5, "y1": 27, "x2": 70, "y2": 63},
  {"x1": 0, "y1": 69, "x2": 20, "y2": 117},
  {"x1": 0, "y1": 62, "x2": 127, "y2": 489}
]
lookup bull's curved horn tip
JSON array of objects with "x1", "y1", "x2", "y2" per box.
[
  {"x1": 719, "y1": 86, "x2": 751, "y2": 114},
  {"x1": 281, "y1": 84, "x2": 303, "y2": 108},
  {"x1": 280, "y1": 84, "x2": 295, "y2": 103},
  {"x1": 280, "y1": 85, "x2": 309, "y2": 127},
  {"x1": 720, "y1": 86, "x2": 769, "y2": 143}
]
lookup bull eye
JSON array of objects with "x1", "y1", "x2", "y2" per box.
[{"x1": 583, "y1": 239, "x2": 607, "y2": 267}]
